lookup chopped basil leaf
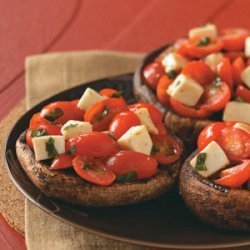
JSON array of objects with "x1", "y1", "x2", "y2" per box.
[
  {"x1": 195, "y1": 153, "x2": 207, "y2": 171},
  {"x1": 166, "y1": 70, "x2": 177, "y2": 79},
  {"x1": 111, "y1": 91, "x2": 124, "y2": 98},
  {"x1": 63, "y1": 124, "x2": 78, "y2": 131},
  {"x1": 45, "y1": 137, "x2": 58, "y2": 158},
  {"x1": 97, "y1": 106, "x2": 109, "y2": 121},
  {"x1": 68, "y1": 145, "x2": 76, "y2": 155},
  {"x1": 151, "y1": 144, "x2": 160, "y2": 155},
  {"x1": 83, "y1": 163, "x2": 91, "y2": 170},
  {"x1": 197, "y1": 36, "x2": 211, "y2": 47},
  {"x1": 31, "y1": 128, "x2": 48, "y2": 138},
  {"x1": 44, "y1": 108, "x2": 64, "y2": 122},
  {"x1": 116, "y1": 171, "x2": 137, "y2": 182},
  {"x1": 235, "y1": 97, "x2": 245, "y2": 103}
]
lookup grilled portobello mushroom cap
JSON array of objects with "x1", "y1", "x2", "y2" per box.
[
  {"x1": 16, "y1": 132, "x2": 183, "y2": 207},
  {"x1": 179, "y1": 150, "x2": 250, "y2": 231}
]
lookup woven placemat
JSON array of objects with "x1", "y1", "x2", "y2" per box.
[{"x1": 0, "y1": 99, "x2": 26, "y2": 235}]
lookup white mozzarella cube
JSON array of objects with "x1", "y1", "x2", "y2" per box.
[
  {"x1": 162, "y1": 52, "x2": 188, "y2": 72},
  {"x1": 223, "y1": 102, "x2": 250, "y2": 123},
  {"x1": 167, "y1": 74, "x2": 204, "y2": 107},
  {"x1": 188, "y1": 23, "x2": 217, "y2": 39},
  {"x1": 117, "y1": 125, "x2": 153, "y2": 155},
  {"x1": 204, "y1": 53, "x2": 224, "y2": 71},
  {"x1": 244, "y1": 37, "x2": 250, "y2": 57},
  {"x1": 32, "y1": 136, "x2": 65, "y2": 161},
  {"x1": 77, "y1": 88, "x2": 107, "y2": 111},
  {"x1": 240, "y1": 66, "x2": 250, "y2": 88},
  {"x1": 233, "y1": 122, "x2": 250, "y2": 134},
  {"x1": 190, "y1": 141, "x2": 229, "y2": 177},
  {"x1": 134, "y1": 108, "x2": 158, "y2": 135},
  {"x1": 61, "y1": 120, "x2": 92, "y2": 139}
]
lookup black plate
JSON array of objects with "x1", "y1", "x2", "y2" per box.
[{"x1": 4, "y1": 74, "x2": 250, "y2": 249}]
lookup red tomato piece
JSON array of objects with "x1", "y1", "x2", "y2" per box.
[
  {"x1": 201, "y1": 81, "x2": 231, "y2": 112},
  {"x1": 151, "y1": 135, "x2": 181, "y2": 165},
  {"x1": 216, "y1": 127, "x2": 250, "y2": 162},
  {"x1": 182, "y1": 61, "x2": 214, "y2": 85},
  {"x1": 109, "y1": 111, "x2": 141, "y2": 140},
  {"x1": 41, "y1": 101, "x2": 84, "y2": 124},
  {"x1": 169, "y1": 98, "x2": 212, "y2": 119},
  {"x1": 73, "y1": 156, "x2": 115, "y2": 186},
  {"x1": 198, "y1": 122, "x2": 228, "y2": 151},
  {"x1": 106, "y1": 151, "x2": 158, "y2": 180},
  {"x1": 29, "y1": 112, "x2": 50, "y2": 129},
  {"x1": 84, "y1": 98, "x2": 127, "y2": 131},
  {"x1": 236, "y1": 85, "x2": 250, "y2": 103},
  {"x1": 99, "y1": 88, "x2": 125, "y2": 100},
  {"x1": 50, "y1": 154, "x2": 74, "y2": 170},
  {"x1": 215, "y1": 161, "x2": 250, "y2": 188},
  {"x1": 185, "y1": 36, "x2": 223, "y2": 58},
  {"x1": 232, "y1": 57, "x2": 245, "y2": 85},
  {"x1": 66, "y1": 132, "x2": 119, "y2": 158},
  {"x1": 26, "y1": 123, "x2": 62, "y2": 149},
  {"x1": 156, "y1": 75, "x2": 172, "y2": 107},
  {"x1": 224, "y1": 51, "x2": 245, "y2": 62},
  {"x1": 216, "y1": 58, "x2": 233, "y2": 91},
  {"x1": 142, "y1": 61, "x2": 165, "y2": 89},
  {"x1": 220, "y1": 28, "x2": 250, "y2": 51}
]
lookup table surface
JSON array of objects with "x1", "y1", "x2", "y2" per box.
[{"x1": 1, "y1": 0, "x2": 250, "y2": 249}]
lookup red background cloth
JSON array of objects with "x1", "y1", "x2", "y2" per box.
[{"x1": 1, "y1": 0, "x2": 250, "y2": 249}]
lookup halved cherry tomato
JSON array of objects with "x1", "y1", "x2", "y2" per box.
[
  {"x1": 216, "y1": 127, "x2": 250, "y2": 162},
  {"x1": 41, "y1": 101, "x2": 84, "y2": 124},
  {"x1": 151, "y1": 135, "x2": 181, "y2": 165},
  {"x1": 224, "y1": 51, "x2": 245, "y2": 62},
  {"x1": 109, "y1": 111, "x2": 141, "y2": 140},
  {"x1": 232, "y1": 57, "x2": 245, "y2": 85},
  {"x1": 128, "y1": 102, "x2": 166, "y2": 134},
  {"x1": 73, "y1": 155, "x2": 115, "y2": 186},
  {"x1": 169, "y1": 98, "x2": 212, "y2": 118},
  {"x1": 201, "y1": 81, "x2": 231, "y2": 112},
  {"x1": 106, "y1": 151, "x2": 157, "y2": 180},
  {"x1": 220, "y1": 28, "x2": 250, "y2": 51},
  {"x1": 50, "y1": 154, "x2": 74, "y2": 170},
  {"x1": 216, "y1": 58, "x2": 233, "y2": 91},
  {"x1": 198, "y1": 122, "x2": 227, "y2": 151},
  {"x1": 236, "y1": 85, "x2": 250, "y2": 102},
  {"x1": 66, "y1": 132, "x2": 119, "y2": 158},
  {"x1": 99, "y1": 88, "x2": 125, "y2": 100},
  {"x1": 84, "y1": 98, "x2": 127, "y2": 131},
  {"x1": 215, "y1": 161, "x2": 250, "y2": 188},
  {"x1": 142, "y1": 61, "x2": 165, "y2": 89},
  {"x1": 185, "y1": 36, "x2": 223, "y2": 58},
  {"x1": 182, "y1": 61, "x2": 214, "y2": 85},
  {"x1": 29, "y1": 112, "x2": 49, "y2": 129},
  {"x1": 156, "y1": 75, "x2": 172, "y2": 107},
  {"x1": 26, "y1": 123, "x2": 62, "y2": 149}
]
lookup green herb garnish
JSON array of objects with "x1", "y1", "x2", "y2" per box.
[
  {"x1": 83, "y1": 163, "x2": 91, "y2": 170},
  {"x1": 63, "y1": 124, "x2": 78, "y2": 131},
  {"x1": 151, "y1": 144, "x2": 160, "y2": 155},
  {"x1": 68, "y1": 145, "x2": 76, "y2": 155},
  {"x1": 211, "y1": 76, "x2": 221, "y2": 90},
  {"x1": 45, "y1": 137, "x2": 58, "y2": 158},
  {"x1": 44, "y1": 108, "x2": 64, "y2": 122},
  {"x1": 195, "y1": 153, "x2": 207, "y2": 171},
  {"x1": 31, "y1": 128, "x2": 48, "y2": 138},
  {"x1": 97, "y1": 106, "x2": 109, "y2": 121},
  {"x1": 197, "y1": 36, "x2": 211, "y2": 47},
  {"x1": 166, "y1": 70, "x2": 177, "y2": 79},
  {"x1": 111, "y1": 91, "x2": 124, "y2": 98},
  {"x1": 116, "y1": 171, "x2": 137, "y2": 182},
  {"x1": 235, "y1": 97, "x2": 245, "y2": 103}
]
